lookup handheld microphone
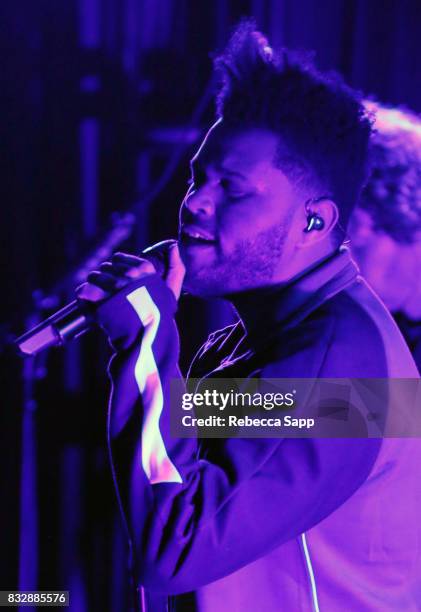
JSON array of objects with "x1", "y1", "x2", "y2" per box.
[{"x1": 15, "y1": 241, "x2": 172, "y2": 357}]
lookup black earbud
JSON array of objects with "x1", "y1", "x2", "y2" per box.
[{"x1": 305, "y1": 214, "x2": 325, "y2": 232}]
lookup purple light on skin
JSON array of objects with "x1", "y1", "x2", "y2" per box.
[
  {"x1": 351, "y1": 222, "x2": 421, "y2": 313},
  {"x1": 179, "y1": 121, "x2": 324, "y2": 298}
]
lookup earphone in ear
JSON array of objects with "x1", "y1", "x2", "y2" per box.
[{"x1": 305, "y1": 213, "x2": 325, "y2": 232}]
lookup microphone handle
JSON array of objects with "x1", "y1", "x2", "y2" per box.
[
  {"x1": 15, "y1": 300, "x2": 93, "y2": 356},
  {"x1": 15, "y1": 243, "x2": 171, "y2": 357}
]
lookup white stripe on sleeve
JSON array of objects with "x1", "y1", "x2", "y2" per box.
[{"x1": 126, "y1": 286, "x2": 182, "y2": 485}]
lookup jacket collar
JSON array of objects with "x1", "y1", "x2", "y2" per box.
[{"x1": 231, "y1": 246, "x2": 359, "y2": 352}]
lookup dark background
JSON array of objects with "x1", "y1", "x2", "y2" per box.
[{"x1": 1, "y1": 1, "x2": 420, "y2": 610}]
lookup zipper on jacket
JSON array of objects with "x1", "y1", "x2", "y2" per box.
[{"x1": 300, "y1": 533, "x2": 320, "y2": 612}]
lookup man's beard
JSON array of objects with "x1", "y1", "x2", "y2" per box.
[{"x1": 183, "y1": 222, "x2": 289, "y2": 298}]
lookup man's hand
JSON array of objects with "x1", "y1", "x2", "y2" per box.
[{"x1": 76, "y1": 240, "x2": 185, "y2": 303}]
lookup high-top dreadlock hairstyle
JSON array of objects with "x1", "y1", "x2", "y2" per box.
[{"x1": 213, "y1": 20, "x2": 373, "y2": 234}]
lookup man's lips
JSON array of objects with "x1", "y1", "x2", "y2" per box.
[{"x1": 180, "y1": 225, "x2": 217, "y2": 245}]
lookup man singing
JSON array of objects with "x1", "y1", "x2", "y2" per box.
[{"x1": 80, "y1": 22, "x2": 421, "y2": 611}]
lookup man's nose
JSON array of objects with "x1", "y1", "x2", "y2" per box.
[{"x1": 183, "y1": 188, "x2": 215, "y2": 217}]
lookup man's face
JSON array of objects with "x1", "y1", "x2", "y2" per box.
[{"x1": 178, "y1": 121, "x2": 302, "y2": 297}]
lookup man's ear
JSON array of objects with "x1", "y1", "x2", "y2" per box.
[{"x1": 297, "y1": 199, "x2": 339, "y2": 248}]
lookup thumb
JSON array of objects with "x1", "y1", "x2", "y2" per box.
[{"x1": 165, "y1": 242, "x2": 185, "y2": 300}]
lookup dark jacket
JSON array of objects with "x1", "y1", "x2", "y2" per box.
[{"x1": 99, "y1": 247, "x2": 421, "y2": 611}]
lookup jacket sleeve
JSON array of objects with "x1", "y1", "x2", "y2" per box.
[{"x1": 100, "y1": 277, "x2": 382, "y2": 595}]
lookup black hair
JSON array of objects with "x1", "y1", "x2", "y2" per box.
[
  {"x1": 214, "y1": 20, "x2": 373, "y2": 235},
  {"x1": 359, "y1": 102, "x2": 421, "y2": 244}
]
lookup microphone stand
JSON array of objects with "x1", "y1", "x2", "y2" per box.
[
  {"x1": 15, "y1": 212, "x2": 136, "y2": 603},
  {"x1": 18, "y1": 303, "x2": 45, "y2": 607}
]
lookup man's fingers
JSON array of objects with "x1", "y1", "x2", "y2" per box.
[
  {"x1": 99, "y1": 261, "x2": 135, "y2": 276},
  {"x1": 99, "y1": 262, "x2": 117, "y2": 275},
  {"x1": 76, "y1": 282, "x2": 109, "y2": 303},
  {"x1": 111, "y1": 253, "x2": 156, "y2": 278},
  {"x1": 111, "y1": 245, "x2": 184, "y2": 299},
  {"x1": 76, "y1": 252, "x2": 158, "y2": 304},
  {"x1": 100, "y1": 257, "x2": 156, "y2": 278},
  {"x1": 112, "y1": 252, "x2": 145, "y2": 266},
  {"x1": 87, "y1": 271, "x2": 119, "y2": 291}
]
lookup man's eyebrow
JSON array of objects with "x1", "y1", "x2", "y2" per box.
[
  {"x1": 189, "y1": 160, "x2": 248, "y2": 182},
  {"x1": 218, "y1": 165, "x2": 248, "y2": 181}
]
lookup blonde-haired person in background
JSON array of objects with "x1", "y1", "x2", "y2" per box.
[{"x1": 350, "y1": 102, "x2": 421, "y2": 370}]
